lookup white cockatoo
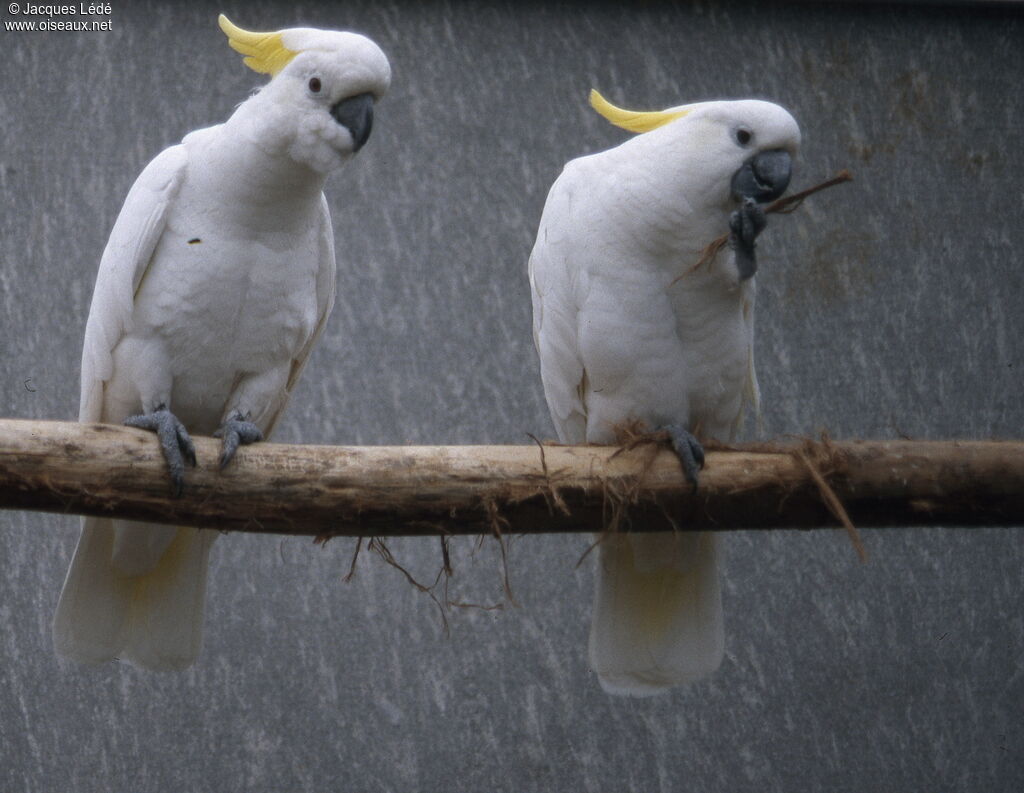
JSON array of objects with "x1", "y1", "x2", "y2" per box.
[
  {"x1": 53, "y1": 15, "x2": 391, "y2": 670},
  {"x1": 529, "y1": 90, "x2": 800, "y2": 695}
]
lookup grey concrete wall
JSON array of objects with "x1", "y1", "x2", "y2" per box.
[{"x1": 1, "y1": 1, "x2": 1022, "y2": 790}]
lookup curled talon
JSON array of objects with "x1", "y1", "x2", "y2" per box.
[
  {"x1": 662, "y1": 424, "x2": 705, "y2": 493},
  {"x1": 729, "y1": 197, "x2": 767, "y2": 280},
  {"x1": 729, "y1": 196, "x2": 766, "y2": 247},
  {"x1": 214, "y1": 410, "x2": 264, "y2": 469},
  {"x1": 124, "y1": 404, "x2": 195, "y2": 496}
]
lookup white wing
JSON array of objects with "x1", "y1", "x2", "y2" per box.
[
  {"x1": 262, "y1": 193, "x2": 337, "y2": 438},
  {"x1": 79, "y1": 145, "x2": 187, "y2": 422},
  {"x1": 732, "y1": 279, "x2": 760, "y2": 439},
  {"x1": 528, "y1": 168, "x2": 588, "y2": 444},
  {"x1": 57, "y1": 143, "x2": 204, "y2": 670}
]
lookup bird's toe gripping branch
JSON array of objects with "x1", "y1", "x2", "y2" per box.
[
  {"x1": 123, "y1": 404, "x2": 196, "y2": 497},
  {"x1": 729, "y1": 197, "x2": 768, "y2": 281},
  {"x1": 661, "y1": 424, "x2": 706, "y2": 493},
  {"x1": 213, "y1": 411, "x2": 264, "y2": 470}
]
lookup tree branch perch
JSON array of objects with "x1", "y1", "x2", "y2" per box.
[{"x1": 1, "y1": 419, "x2": 1022, "y2": 537}]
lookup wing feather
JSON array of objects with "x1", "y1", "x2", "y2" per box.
[
  {"x1": 528, "y1": 171, "x2": 588, "y2": 444},
  {"x1": 79, "y1": 146, "x2": 187, "y2": 422},
  {"x1": 262, "y1": 193, "x2": 337, "y2": 438},
  {"x1": 736, "y1": 280, "x2": 761, "y2": 438}
]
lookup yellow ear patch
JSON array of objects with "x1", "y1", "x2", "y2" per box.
[
  {"x1": 218, "y1": 14, "x2": 298, "y2": 76},
  {"x1": 589, "y1": 89, "x2": 690, "y2": 134}
]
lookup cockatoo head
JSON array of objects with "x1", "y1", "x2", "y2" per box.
[
  {"x1": 590, "y1": 90, "x2": 801, "y2": 212},
  {"x1": 219, "y1": 15, "x2": 391, "y2": 173}
]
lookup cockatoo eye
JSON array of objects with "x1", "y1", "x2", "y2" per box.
[
  {"x1": 735, "y1": 128, "x2": 753, "y2": 146},
  {"x1": 308, "y1": 77, "x2": 322, "y2": 93}
]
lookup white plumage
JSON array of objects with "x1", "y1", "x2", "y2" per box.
[
  {"x1": 54, "y1": 16, "x2": 390, "y2": 670},
  {"x1": 529, "y1": 93, "x2": 800, "y2": 694}
]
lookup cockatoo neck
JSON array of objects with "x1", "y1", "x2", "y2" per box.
[
  {"x1": 216, "y1": 92, "x2": 330, "y2": 201},
  {"x1": 629, "y1": 131, "x2": 732, "y2": 242},
  {"x1": 181, "y1": 117, "x2": 326, "y2": 234},
  {"x1": 604, "y1": 131, "x2": 748, "y2": 291},
  {"x1": 599, "y1": 131, "x2": 735, "y2": 282}
]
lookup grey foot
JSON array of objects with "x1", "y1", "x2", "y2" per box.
[
  {"x1": 729, "y1": 197, "x2": 767, "y2": 280},
  {"x1": 662, "y1": 424, "x2": 705, "y2": 493},
  {"x1": 124, "y1": 404, "x2": 196, "y2": 497},
  {"x1": 213, "y1": 411, "x2": 264, "y2": 469}
]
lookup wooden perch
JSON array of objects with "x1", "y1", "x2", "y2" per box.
[{"x1": 1, "y1": 419, "x2": 1022, "y2": 537}]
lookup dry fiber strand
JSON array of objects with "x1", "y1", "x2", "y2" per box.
[{"x1": 677, "y1": 169, "x2": 855, "y2": 281}]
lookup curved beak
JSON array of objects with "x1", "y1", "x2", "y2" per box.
[
  {"x1": 730, "y1": 149, "x2": 792, "y2": 203},
  {"x1": 330, "y1": 92, "x2": 375, "y2": 153}
]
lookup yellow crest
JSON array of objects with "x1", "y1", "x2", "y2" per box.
[
  {"x1": 589, "y1": 89, "x2": 690, "y2": 134},
  {"x1": 218, "y1": 14, "x2": 298, "y2": 76}
]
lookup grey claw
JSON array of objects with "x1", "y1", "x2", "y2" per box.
[
  {"x1": 662, "y1": 424, "x2": 705, "y2": 493},
  {"x1": 729, "y1": 198, "x2": 766, "y2": 280},
  {"x1": 176, "y1": 421, "x2": 197, "y2": 468},
  {"x1": 214, "y1": 411, "x2": 264, "y2": 469},
  {"x1": 124, "y1": 404, "x2": 195, "y2": 497},
  {"x1": 730, "y1": 197, "x2": 767, "y2": 247}
]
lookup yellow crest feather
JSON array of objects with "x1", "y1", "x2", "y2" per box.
[
  {"x1": 589, "y1": 89, "x2": 690, "y2": 134},
  {"x1": 218, "y1": 14, "x2": 298, "y2": 76}
]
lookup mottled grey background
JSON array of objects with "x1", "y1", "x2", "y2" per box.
[{"x1": 2, "y1": 1, "x2": 1022, "y2": 790}]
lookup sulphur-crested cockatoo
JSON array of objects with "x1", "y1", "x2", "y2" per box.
[
  {"x1": 53, "y1": 15, "x2": 391, "y2": 670},
  {"x1": 529, "y1": 90, "x2": 799, "y2": 695}
]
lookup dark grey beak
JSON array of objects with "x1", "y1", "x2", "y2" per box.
[
  {"x1": 330, "y1": 92, "x2": 375, "y2": 152},
  {"x1": 730, "y1": 149, "x2": 792, "y2": 203}
]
